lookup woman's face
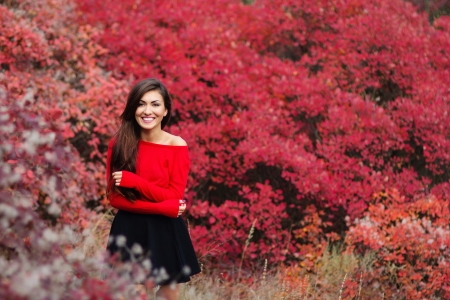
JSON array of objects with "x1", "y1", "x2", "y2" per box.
[{"x1": 135, "y1": 90, "x2": 167, "y2": 132}]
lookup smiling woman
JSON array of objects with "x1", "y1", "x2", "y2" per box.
[
  {"x1": 135, "y1": 90, "x2": 168, "y2": 133},
  {"x1": 106, "y1": 78, "x2": 200, "y2": 300}
]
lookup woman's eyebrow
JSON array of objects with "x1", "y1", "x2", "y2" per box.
[{"x1": 150, "y1": 100, "x2": 161, "y2": 103}]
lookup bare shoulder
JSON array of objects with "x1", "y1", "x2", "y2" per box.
[
  {"x1": 169, "y1": 134, "x2": 187, "y2": 146},
  {"x1": 171, "y1": 136, "x2": 187, "y2": 146}
]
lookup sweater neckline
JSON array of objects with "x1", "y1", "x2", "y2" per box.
[{"x1": 139, "y1": 139, "x2": 188, "y2": 148}]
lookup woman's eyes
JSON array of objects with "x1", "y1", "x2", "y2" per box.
[{"x1": 139, "y1": 103, "x2": 160, "y2": 107}]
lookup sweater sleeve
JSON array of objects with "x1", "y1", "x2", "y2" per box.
[
  {"x1": 118, "y1": 147, "x2": 190, "y2": 202},
  {"x1": 106, "y1": 140, "x2": 179, "y2": 217},
  {"x1": 109, "y1": 193, "x2": 179, "y2": 217}
]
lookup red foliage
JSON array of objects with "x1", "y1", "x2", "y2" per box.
[
  {"x1": 2, "y1": 0, "x2": 450, "y2": 296},
  {"x1": 74, "y1": 0, "x2": 450, "y2": 267},
  {"x1": 0, "y1": 0, "x2": 145, "y2": 297},
  {"x1": 346, "y1": 189, "x2": 450, "y2": 298}
]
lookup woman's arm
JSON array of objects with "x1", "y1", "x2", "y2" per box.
[
  {"x1": 106, "y1": 140, "x2": 183, "y2": 217},
  {"x1": 109, "y1": 193, "x2": 180, "y2": 217},
  {"x1": 114, "y1": 146, "x2": 190, "y2": 202}
]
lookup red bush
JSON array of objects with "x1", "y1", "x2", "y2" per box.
[
  {"x1": 1, "y1": 0, "x2": 148, "y2": 298},
  {"x1": 346, "y1": 189, "x2": 450, "y2": 298},
  {"x1": 1, "y1": 0, "x2": 450, "y2": 296},
  {"x1": 74, "y1": 0, "x2": 450, "y2": 267}
]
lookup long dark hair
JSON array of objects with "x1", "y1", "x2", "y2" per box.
[{"x1": 108, "y1": 78, "x2": 172, "y2": 201}]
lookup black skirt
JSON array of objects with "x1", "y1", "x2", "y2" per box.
[{"x1": 107, "y1": 210, "x2": 201, "y2": 285}]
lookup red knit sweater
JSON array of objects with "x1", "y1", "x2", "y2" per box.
[{"x1": 106, "y1": 139, "x2": 190, "y2": 218}]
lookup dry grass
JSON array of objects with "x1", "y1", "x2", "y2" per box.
[
  {"x1": 180, "y1": 245, "x2": 375, "y2": 300},
  {"x1": 77, "y1": 212, "x2": 377, "y2": 299},
  {"x1": 79, "y1": 209, "x2": 115, "y2": 258}
]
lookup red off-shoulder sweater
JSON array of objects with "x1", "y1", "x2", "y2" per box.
[{"x1": 106, "y1": 139, "x2": 190, "y2": 218}]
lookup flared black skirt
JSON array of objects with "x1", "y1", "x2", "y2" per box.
[{"x1": 107, "y1": 210, "x2": 201, "y2": 285}]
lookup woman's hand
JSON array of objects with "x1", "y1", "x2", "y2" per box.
[
  {"x1": 112, "y1": 171, "x2": 122, "y2": 186},
  {"x1": 178, "y1": 199, "x2": 186, "y2": 217},
  {"x1": 113, "y1": 171, "x2": 186, "y2": 217}
]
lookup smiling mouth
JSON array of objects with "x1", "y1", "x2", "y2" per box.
[{"x1": 142, "y1": 117, "x2": 155, "y2": 123}]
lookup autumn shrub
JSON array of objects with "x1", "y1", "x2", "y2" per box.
[
  {"x1": 75, "y1": 0, "x2": 450, "y2": 268},
  {"x1": 2, "y1": 0, "x2": 450, "y2": 298},
  {"x1": 0, "y1": 92, "x2": 151, "y2": 299},
  {"x1": 346, "y1": 189, "x2": 450, "y2": 298},
  {"x1": 0, "y1": 0, "x2": 151, "y2": 298}
]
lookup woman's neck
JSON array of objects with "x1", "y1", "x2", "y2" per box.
[{"x1": 140, "y1": 128, "x2": 165, "y2": 143}]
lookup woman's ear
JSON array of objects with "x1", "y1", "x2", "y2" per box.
[{"x1": 164, "y1": 109, "x2": 168, "y2": 116}]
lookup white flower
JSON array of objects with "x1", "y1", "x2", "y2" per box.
[
  {"x1": 67, "y1": 250, "x2": 85, "y2": 262},
  {"x1": 0, "y1": 112, "x2": 9, "y2": 122},
  {"x1": 115, "y1": 235, "x2": 126, "y2": 247},
  {"x1": 43, "y1": 228, "x2": 59, "y2": 243},
  {"x1": 44, "y1": 151, "x2": 57, "y2": 163},
  {"x1": 154, "y1": 268, "x2": 169, "y2": 282},
  {"x1": 107, "y1": 236, "x2": 114, "y2": 245},
  {"x1": 131, "y1": 244, "x2": 143, "y2": 255},
  {"x1": 182, "y1": 265, "x2": 191, "y2": 275},
  {"x1": 142, "y1": 259, "x2": 152, "y2": 270},
  {"x1": 11, "y1": 271, "x2": 40, "y2": 297},
  {"x1": 22, "y1": 130, "x2": 40, "y2": 155},
  {"x1": 0, "y1": 203, "x2": 18, "y2": 219},
  {"x1": 47, "y1": 202, "x2": 61, "y2": 216}
]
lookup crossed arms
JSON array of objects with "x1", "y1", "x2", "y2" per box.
[{"x1": 106, "y1": 141, "x2": 189, "y2": 218}]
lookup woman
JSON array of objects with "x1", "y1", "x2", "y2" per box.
[{"x1": 106, "y1": 78, "x2": 200, "y2": 299}]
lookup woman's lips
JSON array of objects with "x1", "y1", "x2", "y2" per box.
[{"x1": 142, "y1": 117, "x2": 155, "y2": 123}]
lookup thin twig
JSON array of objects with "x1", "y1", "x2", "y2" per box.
[
  {"x1": 237, "y1": 219, "x2": 256, "y2": 282},
  {"x1": 261, "y1": 258, "x2": 268, "y2": 286},
  {"x1": 358, "y1": 272, "x2": 363, "y2": 299},
  {"x1": 279, "y1": 269, "x2": 287, "y2": 300},
  {"x1": 338, "y1": 273, "x2": 348, "y2": 300},
  {"x1": 303, "y1": 275, "x2": 310, "y2": 300}
]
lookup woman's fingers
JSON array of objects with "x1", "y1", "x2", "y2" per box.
[
  {"x1": 178, "y1": 200, "x2": 187, "y2": 216},
  {"x1": 112, "y1": 171, "x2": 122, "y2": 186}
]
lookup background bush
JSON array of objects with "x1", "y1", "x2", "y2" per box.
[{"x1": 1, "y1": 0, "x2": 449, "y2": 298}]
